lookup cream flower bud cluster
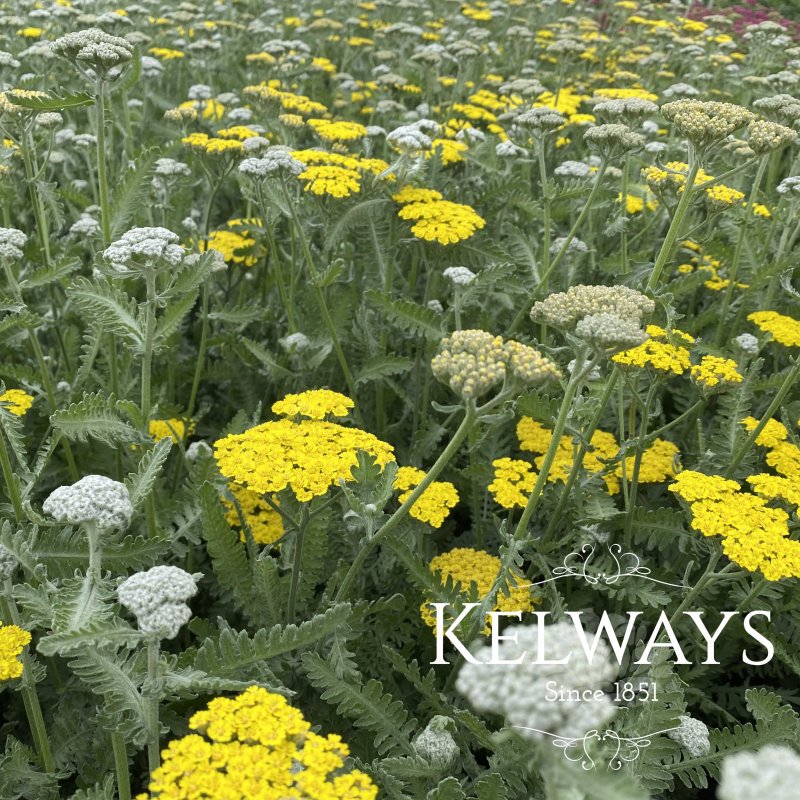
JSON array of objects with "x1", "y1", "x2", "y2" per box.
[
  {"x1": 667, "y1": 715, "x2": 710, "y2": 757},
  {"x1": 43, "y1": 475, "x2": 133, "y2": 531},
  {"x1": 431, "y1": 330, "x2": 560, "y2": 400},
  {"x1": 718, "y1": 745, "x2": 800, "y2": 800},
  {"x1": 455, "y1": 621, "x2": 618, "y2": 741},
  {"x1": 0, "y1": 227, "x2": 27, "y2": 260},
  {"x1": 747, "y1": 120, "x2": 797, "y2": 154},
  {"x1": 117, "y1": 565, "x2": 198, "y2": 640},
  {"x1": 660, "y1": 100, "x2": 755, "y2": 147},
  {"x1": 102, "y1": 227, "x2": 184, "y2": 273},
  {"x1": 516, "y1": 106, "x2": 566, "y2": 131},
  {"x1": 583, "y1": 123, "x2": 645, "y2": 156},
  {"x1": 574, "y1": 312, "x2": 649, "y2": 349},
  {"x1": 530, "y1": 284, "x2": 654, "y2": 330},
  {"x1": 443, "y1": 266, "x2": 476, "y2": 286},
  {"x1": 51, "y1": 28, "x2": 133, "y2": 69},
  {"x1": 593, "y1": 97, "x2": 659, "y2": 120}
]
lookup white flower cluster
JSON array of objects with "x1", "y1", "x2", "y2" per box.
[
  {"x1": 102, "y1": 227, "x2": 184, "y2": 274},
  {"x1": 583, "y1": 123, "x2": 645, "y2": 156},
  {"x1": 443, "y1": 266, "x2": 476, "y2": 286},
  {"x1": 718, "y1": 745, "x2": 800, "y2": 800},
  {"x1": 777, "y1": 176, "x2": 800, "y2": 196},
  {"x1": 43, "y1": 475, "x2": 133, "y2": 531},
  {"x1": 0, "y1": 542, "x2": 17, "y2": 580},
  {"x1": 593, "y1": 97, "x2": 658, "y2": 120},
  {"x1": 550, "y1": 236, "x2": 588, "y2": 255},
  {"x1": 555, "y1": 160, "x2": 593, "y2": 178},
  {"x1": 154, "y1": 158, "x2": 191, "y2": 177},
  {"x1": 0, "y1": 227, "x2": 27, "y2": 260},
  {"x1": 70, "y1": 214, "x2": 100, "y2": 237},
  {"x1": 117, "y1": 565, "x2": 199, "y2": 640},
  {"x1": 496, "y1": 140, "x2": 527, "y2": 158},
  {"x1": 667, "y1": 715, "x2": 710, "y2": 757},
  {"x1": 387, "y1": 120, "x2": 437, "y2": 154},
  {"x1": 51, "y1": 28, "x2": 133, "y2": 70},
  {"x1": 455, "y1": 621, "x2": 618, "y2": 741},
  {"x1": 734, "y1": 332, "x2": 760, "y2": 354},
  {"x1": 239, "y1": 146, "x2": 304, "y2": 178},
  {"x1": 516, "y1": 106, "x2": 566, "y2": 131},
  {"x1": 413, "y1": 716, "x2": 459, "y2": 770}
]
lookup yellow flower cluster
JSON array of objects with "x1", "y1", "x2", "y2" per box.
[
  {"x1": 677, "y1": 244, "x2": 748, "y2": 292},
  {"x1": 612, "y1": 325, "x2": 693, "y2": 374},
  {"x1": 299, "y1": 165, "x2": 361, "y2": 198},
  {"x1": 149, "y1": 418, "x2": 194, "y2": 443},
  {"x1": 214, "y1": 404, "x2": 394, "y2": 502},
  {"x1": 216, "y1": 125, "x2": 262, "y2": 141},
  {"x1": 515, "y1": 417, "x2": 679, "y2": 495},
  {"x1": 0, "y1": 623, "x2": 30, "y2": 681},
  {"x1": 181, "y1": 132, "x2": 243, "y2": 156},
  {"x1": 690, "y1": 355, "x2": 742, "y2": 390},
  {"x1": 149, "y1": 47, "x2": 184, "y2": 60},
  {"x1": 393, "y1": 466, "x2": 459, "y2": 527},
  {"x1": 396, "y1": 199, "x2": 486, "y2": 245},
  {"x1": 742, "y1": 417, "x2": 800, "y2": 481},
  {"x1": 488, "y1": 458, "x2": 536, "y2": 509},
  {"x1": 222, "y1": 483, "x2": 283, "y2": 546},
  {"x1": 0, "y1": 388, "x2": 34, "y2": 416},
  {"x1": 243, "y1": 83, "x2": 328, "y2": 116},
  {"x1": 705, "y1": 183, "x2": 745, "y2": 210},
  {"x1": 137, "y1": 686, "x2": 377, "y2": 800},
  {"x1": 427, "y1": 138, "x2": 468, "y2": 165},
  {"x1": 391, "y1": 186, "x2": 443, "y2": 204},
  {"x1": 748, "y1": 311, "x2": 800, "y2": 348},
  {"x1": 669, "y1": 471, "x2": 800, "y2": 581},
  {"x1": 202, "y1": 228, "x2": 259, "y2": 266},
  {"x1": 419, "y1": 547, "x2": 534, "y2": 630},
  {"x1": 307, "y1": 118, "x2": 368, "y2": 143},
  {"x1": 272, "y1": 389, "x2": 354, "y2": 420}
]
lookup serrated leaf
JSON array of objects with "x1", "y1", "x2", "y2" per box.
[
  {"x1": 428, "y1": 777, "x2": 465, "y2": 800},
  {"x1": 9, "y1": 91, "x2": 94, "y2": 110},
  {"x1": 68, "y1": 278, "x2": 144, "y2": 349},
  {"x1": 356, "y1": 355, "x2": 413, "y2": 385},
  {"x1": 38, "y1": 618, "x2": 142, "y2": 657},
  {"x1": 51, "y1": 392, "x2": 144, "y2": 447},
  {"x1": 126, "y1": 438, "x2": 172, "y2": 508},
  {"x1": 367, "y1": 291, "x2": 444, "y2": 338}
]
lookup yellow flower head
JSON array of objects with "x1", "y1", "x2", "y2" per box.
[
  {"x1": 0, "y1": 623, "x2": 30, "y2": 681},
  {"x1": 0, "y1": 388, "x2": 34, "y2": 417},
  {"x1": 307, "y1": 118, "x2": 368, "y2": 143},
  {"x1": 393, "y1": 466, "x2": 459, "y2": 527},
  {"x1": 222, "y1": 483, "x2": 283, "y2": 546},
  {"x1": 138, "y1": 686, "x2": 377, "y2": 800},
  {"x1": 271, "y1": 389, "x2": 354, "y2": 420},
  {"x1": 748, "y1": 311, "x2": 800, "y2": 348},
  {"x1": 181, "y1": 132, "x2": 243, "y2": 156},
  {"x1": 298, "y1": 165, "x2": 361, "y2": 198},
  {"x1": 690, "y1": 355, "x2": 743, "y2": 390},
  {"x1": 214, "y1": 407, "x2": 394, "y2": 502},
  {"x1": 488, "y1": 458, "x2": 537, "y2": 509},
  {"x1": 397, "y1": 200, "x2": 485, "y2": 245},
  {"x1": 149, "y1": 418, "x2": 194, "y2": 443},
  {"x1": 420, "y1": 547, "x2": 534, "y2": 632}
]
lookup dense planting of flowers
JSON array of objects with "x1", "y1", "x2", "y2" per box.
[{"x1": 1, "y1": 0, "x2": 800, "y2": 799}]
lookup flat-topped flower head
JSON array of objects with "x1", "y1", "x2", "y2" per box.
[
  {"x1": 0, "y1": 227, "x2": 27, "y2": 260},
  {"x1": 271, "y1": 389, "x2": 354, "y2": 420},
  {"x1": 239, "y1": 146, "x2": 304, "y2": 178},
  {"x1": 660, "y1": 99, "x2": 755, "y2": 148},
  {"x1": 393, "y1": 466, "x2": 459, "y2": 528},
  {"x1": 516, "y1": 106, "x2": 566, "y2": 131},
  {"x1": 118, "y1": 565, "x2": 199, "y2": 640},
  {"x1": 431, "y1": 330, "x2": 505, "y2": 399},
  {"x1": 690, "y1": 355, "x2": 743, "y2": 392},
  {"x1": 51, "y1": 28, "x2": 133, "y2": 73},
  {"x1": 718, "y1": 745, "x2": 800, "y2": 800},
  {"x1": 0, "y1": 623, "x2": 31, "y2": 681},
  {"x1": 574, "y1": 312, "x2": 649, "y2": 351},
  {"x1": 583, "y1": 123, "x2": 645, "y2": 157},
  {"x1": 397, "y1": 199, "x2": 485, "y2": 245},
  {"x1": 747, "y1": 119, "x2": 797, "y2": 154},
  {"x1": 530, "y1": 284, "x2": 654, "y2": 329},
  {"x1": 0, "y1": 388, "x2": 34, "y2": 416},
  {"x1": 748, "y1": 310, "x2": 800, "y2": 347},
  {"x1": 43, "y1": 474, "x2": 133, "y2": 531},
  {"x1": 667, "y1": 715, "x2": 710, "y2": 757},
  {"x1": 593, "y1": 96, "x2": 659, "y2": 121},
  {"x1": 102, "y1": 227, "x2": 184, "y2": 274},
  {"x1": 214, "y1": 403, "x2": 394, "y2": 502}
]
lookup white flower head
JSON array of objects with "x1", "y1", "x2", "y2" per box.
[
  {"x1": 102, "y1": 227, "x2": 184, "y2": 274},
  {"x1": 667, "y1": 715, "x2": 710, "y2": 757},
  {"x1": 154, "y1": 157, "x2": 191, "y2": 177},
  {"x1": 43, "y1": 475, "x2": 133, "y2": 531},
  {"x1": 0, "y1": 227, "x2": 27, "y2": 260},
  {"x1": 387, "y1": 123, "x2": 434, "y2": 154},
  {"x1": 279, "y1": 331, "x2": 311, "y2": 354},
  {"x1": 555, "y1": 160, "x2": 593, "y2": 178},
  {"x1": 734, "y1": 332, "x2": 759, "y2": 354},
  {"x1": 443, "y1": 266, "x2": 476, "y2": 287},
  {"x1": 777, "y1": 176, "x2": 800, "y2": 196},
  {"x1": 185, "y1": 440, "x2": 212, "y2": 462},
  {"x1": 51, "y1": 28, "x2": 133, "y2": 72},
  {"x1": 239, "y1": 146, "x2": 304, "y2": 178},
  {"x1": 455, "y1": 621, "x2": 618, "y2": 741},
  {"x1": 413, "y1": 716, "x2": 459, "y2": 770},
  {"x1": 117, "y1": 565, "x2": 199, "y2": 640},
  {"x1": 0, "y1": 543, "x2": 17, "y2": 580},
  {"x1": 496, "y1": 140, "x2": 527, "y2": 158},
  {"x1": 718, "y1": 745, "x2": 800, "y2": 800},
  {"x1": 70, "y1": 214, "x2": 101, "y2": 237}
]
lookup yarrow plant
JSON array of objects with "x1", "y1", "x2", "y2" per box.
[{"x1": 0, "y1": 1, "x2": 799, "y2": 799}]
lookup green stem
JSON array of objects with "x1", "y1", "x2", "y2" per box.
[
  {"x1": 1, "y1": 584, "x2": 55, "y2": 773},
  {"x1": 95, "y1": 79, "x2": 112, "y2": 245},
  {"x1": 111, "y1": 731, "x2": 131, "y2": 800},
  {"x1": 256, "y1": 185, "x2": 295, "y2": 331},
  {"x1": 624, "y1": 380, "x2": 658, "y2": 546},
  {"x1": 335, "y1": 401, "x2": 479, "y2": 601},
  {"x1": 282, "y1": 183, "x2": 358, "y2": 401},
  {"x1": 713, "y1": 155, "x2": 768, "y2": 347},
  {"x1": 537, "y1": 141, "x2": 551, "y2": 289},
  {"x1": 187, "y1": 284, "x2": 208, "y2": 420},
  {"x1": 542, "y1": 366, "x2": 620, "y2": 540},
  {"x1": 726, "y1": 359, "x2": 800, "y2": 476},
  {"x1": 286, "y1": 504, "x2": 309, "y2": 624},
  {"x1": 508, "y1": 161, "x2": 608, "y2": 335},
  {"x1": 646, "y1": 152, "x2": 700, "y2": 292},
  {"x1": 141, "y1": 271, "x2": 157, "y2": 417},
  {"x1": 145, "y1": 638, "x2": 161, "y2": 777},
  {"x1": 0, "y1": 430, "x2": 25, "y2": 521},
  {"x1": 735, "y1": 576, "x2": 769, "y2": 612},
  {"x1": 511, "y1": 353, "x2": 591, "y2": 545},
  {"x1": 84, "y1": 521, "x2": 102, "y2": 581}
]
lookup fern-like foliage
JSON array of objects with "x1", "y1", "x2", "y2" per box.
[
  {"x1": 303, "y1": 651, "x2": 418, "y2": 756},
  {"x1": 51, "y1": 392, "x2": 145, "y2": 447},
  {"x1": 68, "y1": 278, "x2": 145, "y2": 351},
  {"x1": 366, "y1": 291, "x2": 444, "y2": 339}
]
